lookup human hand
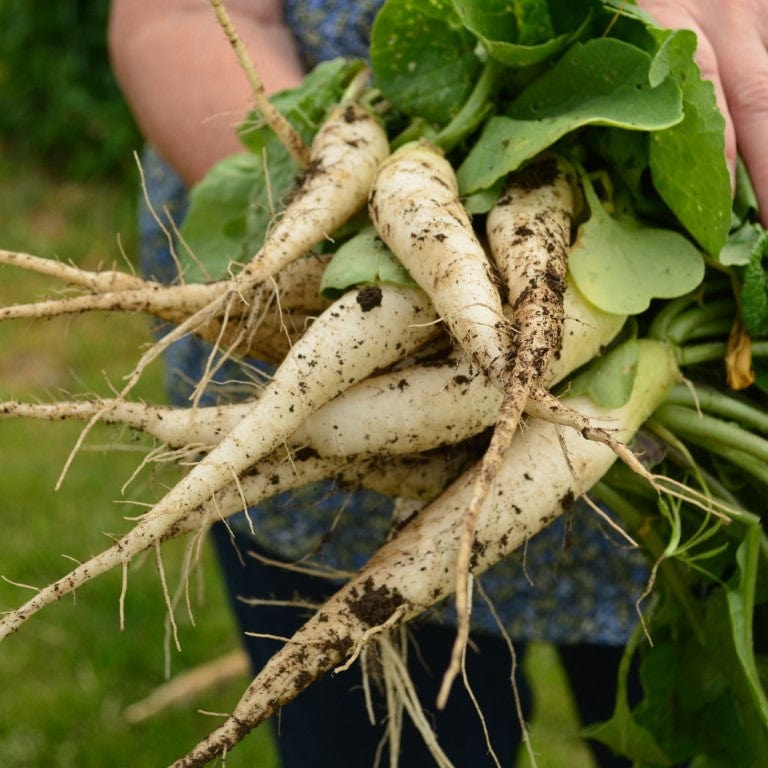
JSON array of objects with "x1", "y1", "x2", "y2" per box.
[{"x1": 637, "y1": 0, "x2": 768, "y2": 225}]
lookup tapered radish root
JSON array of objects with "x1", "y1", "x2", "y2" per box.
[
  {"x1": 369, "y1": 141, "x2": 513, "y2": 385},
  {"x1": 0, "y1": 252, "x2": 332, "y2": 364},
  {"x1": 0, "y1": 275, "x2": 624, "y2": 458},
  {"x1": 0, "y1": 248, "x2": 147, "y2": 292},
  {"x1": 234, "y1": 102, "x2": 389, "y2": 289},
  {"x1": 445, "y1": 154, "x2": 576, "y2": 703},
  {"x1": 62, "y1": 285, "x2": 438, "y2": 606},
  {"x1": 1, "y1": 284, "x2": 437, "y2": 638},
  {"x1": 0, "y1": 441, "x2": 476, "y2": 642},
  {"x1": 0, "y1": 252, "x2": 330, "y2": 321},
  {"x1": 169, "y1": 339, "x2": 678, "y2": 768}
]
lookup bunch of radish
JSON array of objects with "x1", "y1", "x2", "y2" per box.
[{"x1": 2, "y1": 1, "x2": 768, "y2": 765}]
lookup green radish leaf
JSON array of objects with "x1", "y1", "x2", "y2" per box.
[
  {"x1": 733, "y1": 156, "x2": 760, "y2": 226},
  {"x1": 726, "y1": 527, "x2": 768, "y2": 726},
  {"x1": 370, "y1": 0, "x2": 480, "y2": 126},
  {"x1": 740, "y1": 231, "x2": 768, "y2": 338},
  {"x1": 457, "y1": 38, "x2": 683, "y2": 194},
  {"x1": 696, "y1": 529, "x2": 768, "y2": 763},
  {"x1": 583, "y1": 628, "x2": 673, "y2": 764},
  {"x1": 719, "y1": 222, "x2": 764, "y2": 268},
  {"x1": 568, "y1": 174, "x2": 704, "y2": 315},
  {"x1": 648, "y1": 30, "x2": 731, "y2": 256},
  {"x1": 567, "y1": 337, "x2": 639, "y2": 409},
  {"x1": 450, "y1": 0, "x2": 592, "y2": 69},
  {"x1": 180, "y1": 153, "x2": 262, "y2": 282},
  {"x1": 319, "y1": 226, "x2": 417, "y2": 298}
]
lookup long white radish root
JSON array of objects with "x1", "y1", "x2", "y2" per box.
[
  {"x1": 0, "y1": 248, "x2": 147, "y2": 292},
  {"x1": 369, "y1": 141, "x2": 513, "y2": 384},
  {"x1": 0, "y1": 253, "x2": 332, "y2": 363},
  {"x1": 0, "y1": 252, "x2": 330, "y2": 321},
  {"x1": 64, "y1": 102, "x2": 390, "y2": 452},
  {"x1": 0, "y1": 443, "x2": 475, "y2": 641},
  {"x1": 368, "y1": 143, "x2": 517, "y2": 694},
  {"x1": 369, "y1": 141, "x2": 579, "y2": 702},
  {"x1": 214, "y1": 102, "x2": 389, "y2": 306},
  {"x1": 168, "y1": 339, "x2": 679, "y2": 768},
  {"x1": 0, "y1": 281, "x2": 624, "y2": 457},
  {"x1": 86, "y1": 285, "x2": 435, "y2": 582},
  {"x1": 0, "y1": 451, "x2": 344, "y2": 641},
  {"x1": 0, "y1": 284, "x2": 437, "y2": 639}
]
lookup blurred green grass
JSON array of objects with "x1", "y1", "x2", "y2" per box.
[{"x1": 0, "y1": 158, "x2": 597, "y2": 767}]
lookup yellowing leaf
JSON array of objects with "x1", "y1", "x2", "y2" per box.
[{"x1": 569, "y1": 175, "x2": 704, "y2": 315}]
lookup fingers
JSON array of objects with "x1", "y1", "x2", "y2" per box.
[{"x1": 709, "y1": 12, "x2": 768, "y2": 225}]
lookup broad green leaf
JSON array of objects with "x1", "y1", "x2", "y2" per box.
[
  {"x1": 740, "y1": 230, "x2": 768, "y2": 337},
  {"x1": 648, "y1": 31, "x2": 731, "y2": 256},
  {"x1": 180, "y1": 153, "x2": 262, "y2": 281},
  {"x1": 726, "y1": 527, "x2": 768, "y2": 724},
  {"x1": 698, "y1": 530, "x2": 768, "y2": 764},
  {"x1": 719, "y1": 222, "x2": 764, "y2": 268},
  {"x1": 319, "y1": 226, "x2": 417, "y2": 298},
  {"x1": 370, "y1": 0, "x2": 480, "y2": 125},
  {"x1": 583, "y1": 626, "x2": 673, "y2": 764},
  {"x1": 568, "y1": 174, "x2": 704, "y2": 315},
  {"x1": 457, "y1": 37, "x2": 683, "y2": 194},
  {"x1": 567, "y1": 337, "x2": 639, "y2": 409},
  {"x1": 451, "y1": 0, "x2": 593, "y2": 69}
]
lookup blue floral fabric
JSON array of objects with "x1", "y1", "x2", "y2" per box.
[{"x1": 137, "y1": 0, "x2": 649, "y2": 644}]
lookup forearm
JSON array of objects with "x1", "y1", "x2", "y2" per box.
[{"x1": 109, "y1": 0, "x2": 304, "y2": 185}]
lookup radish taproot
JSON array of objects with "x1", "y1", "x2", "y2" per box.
[
  {"x1": 0, "y1": 250, "x2": 331, "y2": 322},
  {"x1": 1, "y1": 283, "x2": 437, "y2": 638},
  {"x1": 369, "y1": 141, "x2": 513, "y2": 384},
  {"x1": 369, "y1": 141, "x2": 579, "y2": 700},
  {"x1": 102, "y1": 283, "x2": 437, "y2": 553},
  {"x1": 0, "y1": 444, "x2": 477, "y2": 641},
  {"x1": 160, "y1": 101, "x2": 389, "y2": 346},
  {"x1": 168, "y1": 338, "x2": 679, "y2": 767},
  {"x1": 438, "y1": 155, "x2": 576, "y2": 699},
  {"x1": 0, "y1": 277, "x2": 625, "y2": 455},
  {"x1": 0, "y1": 252, "x2": 332, "y2": 364}
]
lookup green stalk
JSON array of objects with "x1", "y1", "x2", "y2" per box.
[
  {"x1": 683, "y1": 318, "x2": 733, "y2": 341},
  {"x1": 664, "y1": 297, "x2": 735, "y2": 346},
  {"x1": 676, "y1": 341, "x2": 727, "y2": 367},
  {"x1": 389, "y1": 117, "x2": 438, "y2": 151},
  {"x1": 664, "y1": 383, "x2": 768, "y2": 435},
  {"x1": 712, "y1": 445, "x2": 768, "y2": 488},
  {"x1": 647, "y1": 293, "x2": 697, "y2": 342},
  {"x1": 653, "y1": 405, "x2": 768, "y2": 489},
  {"x1": 434, "y1": 58, "x2": 502, "y2": 152},
  {"x1": 653, "y1": 404, "x2": 768, "y2": 464},
  {"x1": 676, "y1": 334, "x2": 768, "y2": 367},
  {"x1": 647, "y1": 278, "x2": 731, "y2": 343}
]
